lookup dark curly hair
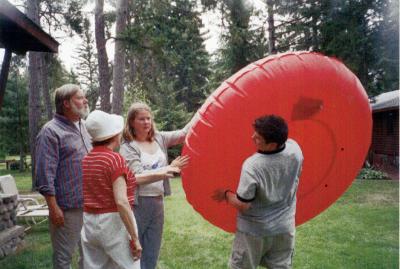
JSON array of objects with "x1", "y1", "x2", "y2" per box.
[{"x1": 253, "y1": 115, "x2": 288, "y2": 146}]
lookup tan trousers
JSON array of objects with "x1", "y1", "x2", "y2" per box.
[
  {"x1": 49, "y1": 208, "x2": 83, "y2": 269},
  {"x1": 229, "y1": 230, "x2": 295, "y2": 269}
]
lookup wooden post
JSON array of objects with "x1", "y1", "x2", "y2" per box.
[{"x1": 0, "y1": 49, "x2": 12, "y2": 111}]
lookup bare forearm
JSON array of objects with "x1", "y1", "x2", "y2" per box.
[
  {"x1": 135, "y1": 171, "x2": 166, "y2": 185},
  {"x1": 135, "y1": 164, "x2": 179, "y2": 185},
  {"x1": 117, "y1": 202, "x2": 138, "y2": 241},
  {"x1": 113, "y1": 176, "x2": 139, "y2": 240},
  {"x1": 44, "y1": 195, "x2": 58, "y2": 210},
  {"x1": 44, "y1": 195, "x2": 64, "y2": 226},
  {"x1": 226, "y1": 191, "x2": 251, "y2": 213}
]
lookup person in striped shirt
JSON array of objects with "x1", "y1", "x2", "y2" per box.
[
  {"x1": 35, "y1": 84, "x2": 91, "y2": 269},
  {"x1": 82, "y1": 110, "x2": 180, "y2": 269}
]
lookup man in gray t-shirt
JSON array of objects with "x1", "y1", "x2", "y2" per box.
[{"x1": 213, "y1": 115, "x2": 303, "y2": 269}]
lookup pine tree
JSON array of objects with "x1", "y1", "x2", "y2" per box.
[
  {"x1": 95, "y1": 0, "x2": 112, "y2": 112},
  {"x1": 275, "y1": 0, "x2": 398, "y2": 95},
  {"x1": 0, "y1": 56, "x2": 29, "y2": 171},
  {"x1": 202, "y1": 0, "x2": 268, "y2": 89},
  {"x1": 372, "y1": 0, "x2": 399, "y2": 94},
  {"x1": 75, "y1": 18, "x2": 100, "y2": 110},
  {"x1": 123, "y1": 0, "x2": 211, "y2": 130},
  {"x1": 112, "y1": 0, "x2": 128, "y2": 115}
]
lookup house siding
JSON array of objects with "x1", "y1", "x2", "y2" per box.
[
  {"x1": 368, "y1": 108, "x2": 399, "y2": 179},
  {"x1": 371, "y1": 109, "x2": 399, "y2": 157}
]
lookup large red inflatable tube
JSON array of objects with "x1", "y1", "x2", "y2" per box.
[{"x1": 181, "y1": 51, "x2": 372, "y2": 233}]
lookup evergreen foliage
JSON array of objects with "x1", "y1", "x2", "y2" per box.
[
  {"x1": 123, "y1": 0, "x2": 210, "y2": 130},
  {"x1": 75, "y1": 18, "x2": 100, "y2": 110},
  {"x1": 276, "y1": 0, "x2": 399, "y2": 96},
  {"x1": 0, "y1": 56, "x2": 29, "y2": 157},
  {"x1": 4, "y1": 0, "x2": 397, "y2": 164},
  {"x1": 202, "y1": 0, "x2": 268, "y2": 90}
]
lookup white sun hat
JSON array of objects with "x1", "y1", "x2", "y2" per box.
[{"x1": 85, "y1": 110, "x2": 124, "y2": 142}]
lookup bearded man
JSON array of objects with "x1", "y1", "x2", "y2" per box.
[{"x1": 35, "y1": 84, "x2": 92, "y2": 269}]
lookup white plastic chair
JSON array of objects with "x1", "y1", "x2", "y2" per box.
[{"x1": 0, "y1": 175, "x2": 48, "y2": 230}]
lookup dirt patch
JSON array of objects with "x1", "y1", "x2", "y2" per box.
[{"x1": 364, "y1": 193, "x2": 398, "y2": 205}]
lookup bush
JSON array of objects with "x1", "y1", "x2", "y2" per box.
[{"x1": 357, "y1": 168, "x2": 390, "y2": 180}]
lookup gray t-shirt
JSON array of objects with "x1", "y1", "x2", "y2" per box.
[{"x1": 236, "y1": 139, "x2": 303, "y2": 236}]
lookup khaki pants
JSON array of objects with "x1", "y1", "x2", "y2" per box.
[
  {"x1": 49, "y1": 208, "x2": 83, "y2": 269},
  {"x1": 229, "y1": 230, "x2": 295, "y2": 269}
]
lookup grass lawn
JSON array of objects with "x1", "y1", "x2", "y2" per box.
[{"x1": 0, "y1": 171, "x2": 398, "y2": 269}]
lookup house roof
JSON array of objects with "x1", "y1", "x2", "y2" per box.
[
  {"x1": 0, "y1": 0, "x2": 59, "y2": 110},
  {"x1": 0, "y1": 0, "x2": 59, "y2": 54},
  {"x1": 370, "y1": 90, "x2": 399, "y2": 112}
]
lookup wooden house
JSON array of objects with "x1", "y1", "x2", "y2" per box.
[{"x1": 369, "y1": 90, "x2": 399, "y2": 179}]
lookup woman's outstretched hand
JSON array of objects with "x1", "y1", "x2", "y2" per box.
[
  {"x1": 160, "y1": 165, "x2": 181, "y2": 180},
  {"x1": 159, "y1": 155, "x2": 190, "y2": 180},
  {"x1": 170, "y1": 155, "x2": 190, "y2": 169}
]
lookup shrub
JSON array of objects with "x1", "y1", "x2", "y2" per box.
[{"x1": 357, "y1": 168, "x2": 391, "y2": 180}]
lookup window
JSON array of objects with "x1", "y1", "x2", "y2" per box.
[{"x1": 387, "y1": 112, "x2": 394, "y2": 134}]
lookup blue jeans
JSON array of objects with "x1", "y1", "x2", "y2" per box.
[{"x1": 134, "y1": 196, "x2": 164, "y2": 269}]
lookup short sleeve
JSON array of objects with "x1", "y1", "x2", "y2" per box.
[
  {"x1": 110, "y1": 154, "x2": 129, "y2": 183},
  {"x1": 120, "y1": 142, "x2": 145, "y2": 174},
  {"x1": 236, "y1": 161, "x2": 258, "y2": 202}
]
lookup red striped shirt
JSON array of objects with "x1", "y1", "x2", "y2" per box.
[{"x1": 82, "y1": 146, "x2": 136, "y2": 214}]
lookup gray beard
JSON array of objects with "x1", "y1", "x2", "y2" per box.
[{"x1": 71, "y1": 103, "x2": 90, "y2": 119}]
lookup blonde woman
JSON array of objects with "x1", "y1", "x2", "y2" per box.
[{"x1": 120, "y1": 102, "x2": 197, "y2": 269}]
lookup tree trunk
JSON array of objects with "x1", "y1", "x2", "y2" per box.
[
  {"x1": 112, "y1": 0, "x2": 128, "y2": 115},
  {"x1": 26, "y1": 0, "x2": 42, "y2": 190},
  {"x1": 359, "y1": 17, "x2": 369, "y2": 90},
  {"x1": 310, "y1": 1, "x2": 319, "y2": 51},
  {"x1": 128, "y1": 55, "x2": 137, "y2": 85},
  {"x1": 267, "y1": 0, "x2": 277, "y2": 54},
  {"x1": 41, "y1": 53, "x2": 53, "y2": 120},
  {"x1": 95, "y1": 0, "x2": 111, "y2": 112},
  {"x1": 15, "y1": 69, "x2": 25, "y2": 172}
]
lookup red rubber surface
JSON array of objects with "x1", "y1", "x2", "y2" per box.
[{"x1": 181, "y1": 52, "x2": 372, "y2": 233}]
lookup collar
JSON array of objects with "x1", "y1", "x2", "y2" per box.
[
  {"x1": 257, "y1": 144, "x2": 286, "y2": 155},
  {"x1": 92, "y1": 145, "x2": 113, "y2": 153},
  {"x1": 54, "y1": 113, "x2": 79, "y2": 127}
]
